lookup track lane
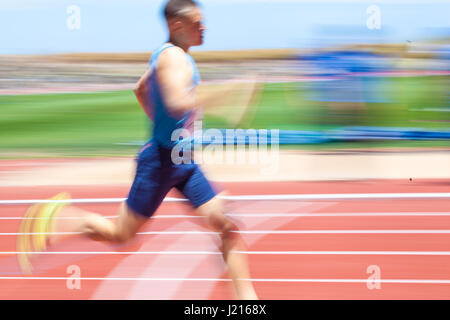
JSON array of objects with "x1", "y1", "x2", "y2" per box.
[{"x1": 1, "y1": 179, "x2": 450, "y2": 299}]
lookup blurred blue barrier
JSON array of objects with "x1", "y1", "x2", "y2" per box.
[
  {"x1": 116, "y1": 127, "x2": 450, "y2": 147},
  {"x1": 302, "y1": 50, "x2": 392, "y2": 104},
  {"x1": 199, "y1": 127, "x2": 450, "y2": 145}
]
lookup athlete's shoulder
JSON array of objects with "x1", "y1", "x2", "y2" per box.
[{"x1": 158, "y1": 46, "x2": 188, "y2": 69}]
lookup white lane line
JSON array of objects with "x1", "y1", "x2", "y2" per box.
[
  {"x1": 0, "y1": 197, "x2": 144, "y2": 205},
  {"x1": 236, "y1": 230, "x2": 450, "y2": 234},
  {"x1": 221, "y1": 193, "x2": 450, "y2": 201},
  {"x1": 2, "y1": 229, "x2": 450, "y2": 236},
  {"x1": 230, "y1": 212, "x2": 450, "y2": 217},
  {"x1": 2, "y1": 251, "x2": 450, "y2": 256},
  {"x1": 2, "y1": 212, "x2": 450, "y2": 220},
  {"x1": 0, "y1": 277, "x2": 448, "y2": 284},
  {"x1": 1, "y1": 192, "x2": 450, "y2": 205},
  {"x1": 0, "y1": 231, "x2": 215, "y2": 236},
  {"x1": 0, "y1": 215, "x2": 121, "y2": 220}
]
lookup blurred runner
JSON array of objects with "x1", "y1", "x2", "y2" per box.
[{"x1": 18, "y1": 0, "x2": 258, "y2": 300}]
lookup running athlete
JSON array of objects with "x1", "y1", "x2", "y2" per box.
[{"x1": 18, "y1": 0, "x2": 258, "y2": 300}]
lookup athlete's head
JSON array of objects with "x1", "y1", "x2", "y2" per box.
[{"x1": 163, "y1": 0, "x2": 205, "y2": 48}]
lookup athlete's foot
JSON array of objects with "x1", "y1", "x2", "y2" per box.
[
  {"x1": 240, "y1": 291, "x2": 259, "y2": 300},
  {"x1": 235, "y1": 283, "x2": 259, "y2": 300},
  {"x1": 16, "y1": 192, "x2": 71, "y2": 274},
  {"x1": 242, "y1": 290, "x2": 259, "y2": 300}
]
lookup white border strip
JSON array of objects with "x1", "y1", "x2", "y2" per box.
[
  {"x1": 1, "y1": 193, "x2": 450, "y2": 205},
  {"x1": 2, "y1": 250, "x2": 450, "y2": 256},
  {"x1": 2, "y1": 229, "x2": 450, "y2": 236},
  {"x1": 0, "y1": 277, "x2": 448, "y2": 284},
  {"x1": 2, "y1": 212, "x2": 450, "y2": 220}
]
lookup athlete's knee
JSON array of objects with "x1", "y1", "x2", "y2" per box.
[
  {"x1": 221, "y1": 220, "x2": 238, "y2": 237},
  {"x1": 111, "y1": 203, "x2": 145, "y2": 243},
  {"x1": 198, "y1": 197, "x2": 239, "y2": 240},
  {"x1": 218, "y1": 219, "x2": 242, "y2": 262},
  {"x1": 216, "y1": 218, "x2": 240, "y2": 251},
  {"x1": 206, "y1": 210, "x2": 235, "y2": 233},
  {"x1": 112, "y1": 229, "x2": 135, "y2": 243}
]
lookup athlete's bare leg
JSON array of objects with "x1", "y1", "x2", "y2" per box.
[
  {"x1": 18, "y1": 199, "x2": 148, "y2": 274},
  {"x1": 194, "y1": 196, "x2": 258, "y2": 300},
  {"x1": 53, "y1": 202, "x2": 147, "y2": 244}
]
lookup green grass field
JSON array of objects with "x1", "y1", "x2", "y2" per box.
[{"x1": 0, "y1": 76, "x2": 448, "y2": 158}]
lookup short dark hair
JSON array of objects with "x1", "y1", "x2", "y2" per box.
[{"x1": 163, "y1": 0, "x2": 199, "y2": 21}]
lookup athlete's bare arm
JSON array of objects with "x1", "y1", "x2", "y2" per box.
[
  {"x1": 195, "y1": 79, "x2": 260, "y2": 110},
  {"x1": 157, "y1": 46, "x2": 259, "y2": 115},
  {"x1": 157, "y1": 46, "x2": 196, "y2": 115},
  {"x1": 133, "y1": 69, "x2": 154, "y2": 119}
]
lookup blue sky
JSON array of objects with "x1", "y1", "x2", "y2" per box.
[{"x1": 0, "y1": 0, "x2": 448, "y2": 54}]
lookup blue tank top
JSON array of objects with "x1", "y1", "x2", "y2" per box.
[{"x1": 148, "y1": 43, "x2": 201, "y2": 149}]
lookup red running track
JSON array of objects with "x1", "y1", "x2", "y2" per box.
[{"x1": 0, "y1": 179, "x2": 449, "y2": 299}]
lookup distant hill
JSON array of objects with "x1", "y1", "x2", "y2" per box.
[{"x1": 29, "y1": 49, "x2": 298, "y2": 63}]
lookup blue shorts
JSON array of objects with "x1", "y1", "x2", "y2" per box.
[{"x1": 126, "y1": 140, "x2": 218, "y2": 218}]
